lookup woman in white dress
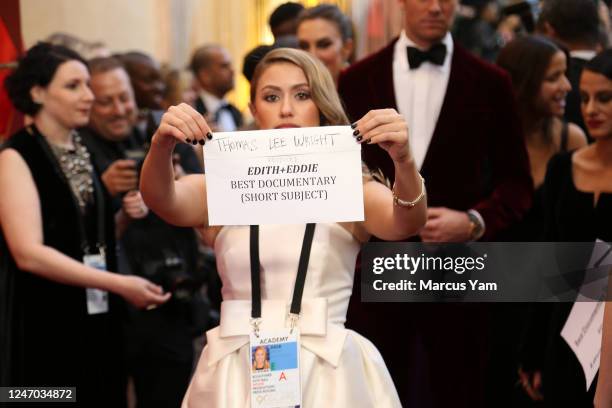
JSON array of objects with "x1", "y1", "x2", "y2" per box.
[{"x1": 140, "y1": 48, "x2": 426, "y2": 407}]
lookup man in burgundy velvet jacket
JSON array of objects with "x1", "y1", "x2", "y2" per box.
[{"x1": 338, "y1": 0, "x2": 532, "y2": 406}]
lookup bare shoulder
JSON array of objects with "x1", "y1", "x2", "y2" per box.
[
  {"x1": 566, "y1": 123, "x2": 588, "y2": 150},
  {"x1": 572, "y1": 143, "x2": 596, "y2": 169},
  {"x1": 0, "y1": 147, "x2": 41, "y2": 235},
  {"x1": 0, "y1": 147, "x2": 21, "y2": 162},
  {"x1": 0, "y1": 148, "x2": 31, "y2": 179}
]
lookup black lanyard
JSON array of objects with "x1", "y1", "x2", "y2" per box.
[
  {"x1": 250, "y1": 224, "x2": 316, "y2": 320},
  {"x1": 33, "y1": 126, "x2": 106, "y2": 255}
]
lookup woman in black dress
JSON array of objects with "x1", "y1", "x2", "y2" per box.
[
  {"x1": 0, "y1": 43, "x2": 170, "y2": 406},
  {"x1": 521, "y1": 49, "x2": 612, "y2": 407},
  {"x1": 577, "y1": 50, "x2": 612, "y2": 408},
  {"x1": 497, "y1": 35, "x2": 587, "y2": 241},
  {"x1": 492, "y1": 36, "x2": 587, "y2": 406}
]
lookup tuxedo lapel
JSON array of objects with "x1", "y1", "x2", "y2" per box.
[
  {"x1": 420, "y1": 45, "x2": 468, "y2": 177},
  {"x1": 228, "y1": 104, "x2": 243, "y2": 128},
  {"x1": 195, "y1": 97, "x2": 242, "y2": 128},
  {"x1": 195, "y1": 97, "x2": 207, "y2": 116},
  {"x1": 368, "y1": 40, "x2": 398, "y2": 110}
]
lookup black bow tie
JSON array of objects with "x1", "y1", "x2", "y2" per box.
[
  {"x1": 215, "y1": 103, "x2": 232, "y2": 121},
  {"x1": 407, "y1": 43, "x2": 447, "y2": 69}
]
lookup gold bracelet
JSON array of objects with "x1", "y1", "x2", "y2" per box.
[{"x1": 393, "y1": 173, "x2": 425, "y2": 208}]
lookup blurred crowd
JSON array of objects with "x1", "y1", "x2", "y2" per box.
[{"x1": 1, "y1": 0, "x2": 612, "y2": 407}]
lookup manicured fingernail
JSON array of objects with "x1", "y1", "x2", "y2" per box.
[
  {"x1": 191, "y1": 139, "x2": 198, "y2": 145},
  {"x1": 365, "y1": 139, "x2": 371, "y2": 144},
  {"x1": 351, "y1": 122, "x2": 358, "y2": 129},
  {"x1": 206, "y1": 132, "x2": 213, "y2": 140},
  {"x1": 356, "y1": 135, "x2": 363, "y2": 142},
  {"x1": 353, "y1": 129, "x2": 360, "y2": 136},
  {"x1": 198, "y1": 139, "x2": 205, "y2": 145},
  {"x1": 185, "y1": 138, "x2": 191, "y2": 143}
]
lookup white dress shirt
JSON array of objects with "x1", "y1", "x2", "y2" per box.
[
  {"x1": 199, "y1": 90, "x2": 238, "y2": 132},
  {"x1": 393, "y1": 31, "x2": 454, "y2": 170},
  {"x1": 570, "y1": 49, "x2": 597, "y2": 61},
  {"x1": 393, "y1": 32, "x2": 485, "y2": 236}
]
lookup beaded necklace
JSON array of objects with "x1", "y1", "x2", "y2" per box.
[{"x1": 47, "y1": 131, "x2": 94, "y2": 212}]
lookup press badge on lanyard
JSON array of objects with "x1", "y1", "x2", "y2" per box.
[
  {"x1": 248, "y1": 224, "x2": 316, "y2": 408},
  {"x1": 83, "y1": 251, "x2": 109, "y2": 315},
  {"x1": 39, "y1": 129, "x2": 110, "y2": 315},
  {"x1": 249, "y1": 328, "x2": 301, "y2": 408}
]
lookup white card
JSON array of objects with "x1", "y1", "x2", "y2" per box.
[
  {"x1": 561, "y1": 240, "x2": 612, "y2": 390},
  {"x1": 204, "y1": 126, "x2": 363, "y2": 225},
  {"x1": 83, "y1": 253, "x2": 109, "y2": 315},
  {"x1": 250, "y1": 328, "x2": 301, "y2": 408}
]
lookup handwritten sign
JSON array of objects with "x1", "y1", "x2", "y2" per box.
[{"x1": 204, "y1": 126, "x2": 363, "y2": 225}]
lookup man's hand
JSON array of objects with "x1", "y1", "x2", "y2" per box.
[
  {"x1": 419, "y1": 207, "x2": 471, "y2": 242},
  {"x1": 122, "y1": 190, "x2": 149, "y2": 219},
  {"x1": 101, "y1": 159, "x2": 138, "y2": 196}
]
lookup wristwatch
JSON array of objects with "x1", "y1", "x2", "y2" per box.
[{"x1": 467, "y1": 210, "x2": 485, "y2": 241}]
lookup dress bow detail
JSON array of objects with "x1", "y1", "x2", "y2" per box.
[{"x1": 203, "y1": 298, "x2": 348, "y2": 368}]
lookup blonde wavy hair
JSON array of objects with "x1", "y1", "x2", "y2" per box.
[{"x1": 249, "y1": 48, "x2": 349, "y2": 126}]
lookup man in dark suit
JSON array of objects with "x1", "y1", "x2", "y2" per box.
[
  {"x1": 189, "y1": 44, "x2": 243, "y2": 131},
  {"x1": 536, "y1": 0, "x2": 601, "y2": 141},
  {"x1": 338, "y1": 0, "x2": 532, "y2": 406},
  {"x1": 83, "y1": 56, "x2": 207, "y2": 408}
]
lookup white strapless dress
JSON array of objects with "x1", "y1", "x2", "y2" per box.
[{"x1": 182, "y1": 223, "x2": 401, "y2": 407}]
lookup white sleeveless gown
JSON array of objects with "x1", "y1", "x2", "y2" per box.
[{"x1": 182, "y1": 223, "x2": 401, "y2": 407}]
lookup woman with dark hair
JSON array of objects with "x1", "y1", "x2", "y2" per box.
[
  {"x1": 141, "y1": 48, "x2": 426, "y2": 407},
  {"x1": 571, "y1": 49, "x2": 612, "y2": 408},
  {"x1": 497, "y1": 35, "x2": 586, "y2": 406},
  {"x1": 0, "y1": 42, "x2": 169, "y2": 406},
  {"x1": 498, "y1": 35, "x2": 587, "y2": 406},
  {"x1": 296, "y1": 4, "x2": 354, "y2": 85},
  {"x1": 497, "y1": 35, "x2": 587, "y2": 240},
  {"x1": 519, "y1": 49, "x2": 612, "y2": 407}
]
